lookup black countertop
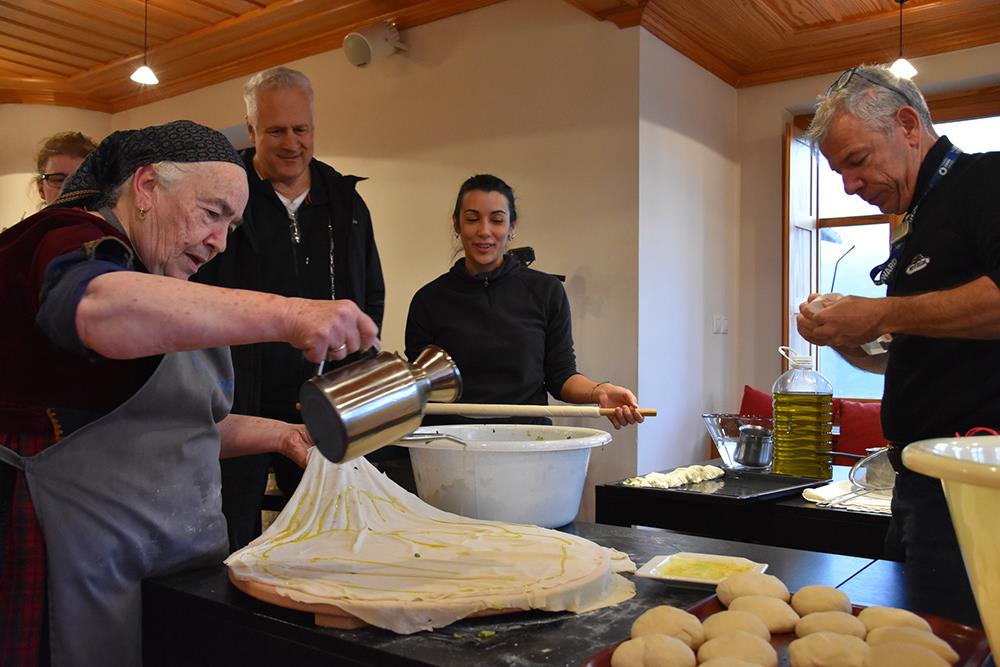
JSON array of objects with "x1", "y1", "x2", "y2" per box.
[
  {"x1": 143, "y1": 522, "x2": 921, "y2": 667},
  {"x1": 596, "y1": 464, "x2": 891, "y2": 559}
]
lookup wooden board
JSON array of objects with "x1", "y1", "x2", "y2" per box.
[
  {"x1": 580, "y1": 594, "x2": 992, "y2": 667},
  {"x1": 227, "y1": 569, "x2": 525, "y2": 629}
]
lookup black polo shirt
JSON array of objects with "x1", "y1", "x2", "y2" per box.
[{"x1": 881, "y1": 136, "x2": 1000, "y2": 443}]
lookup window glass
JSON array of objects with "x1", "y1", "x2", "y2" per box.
[
  {"x1": 816, "y1": 224, "x2": 888, "y2": 399},
  {"x1": 936, "y1": 117, "x2": 1000, "y2": 152},
  {"x1": 817, "y1": 152, "x2": 882, "y2": 218}
]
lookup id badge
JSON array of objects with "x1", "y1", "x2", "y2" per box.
[{"x1": 890, "y1": 215, "x2": 911, "y2": 245}]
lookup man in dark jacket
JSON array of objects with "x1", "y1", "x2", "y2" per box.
[{"x1": 196, "y1": 66, "x2": 385, "y2": 549}]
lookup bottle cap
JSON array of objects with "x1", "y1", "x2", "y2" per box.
[{"x1": 778, "y1": 345, "x2": 813, "y2": 369}]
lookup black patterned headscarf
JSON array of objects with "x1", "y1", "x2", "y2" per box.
[{"x1": 52, "y1": 119, "x2": 244, "y2": 210}]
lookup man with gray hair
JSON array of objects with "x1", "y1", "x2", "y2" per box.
[
  {"x1": 797, "y1": 64, "x2": 1000, "y2": 625},
  {"x1": 196, "y1": 65, "x2": 385, "y2": 549}
]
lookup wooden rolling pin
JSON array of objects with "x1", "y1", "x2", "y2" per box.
[{"x1": 423, "y1": 403, "x2": 657, "y2": 418}]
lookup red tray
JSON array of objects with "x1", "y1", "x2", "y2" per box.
[{"x1": 581, "y1": 595, "x2": 991, "y2": 667}]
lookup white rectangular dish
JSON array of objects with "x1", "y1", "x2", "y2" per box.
[{"x1": 635, "y1": 552, "x2": 767, "y2": 585}]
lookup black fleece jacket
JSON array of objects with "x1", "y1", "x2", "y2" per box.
[{"x1": 404, "y1": 257, "x2": 578, "y2": 425}]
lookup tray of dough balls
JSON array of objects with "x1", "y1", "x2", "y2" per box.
[{"x1": 581, "y1": 570, "x2": 990, "y2": 667}]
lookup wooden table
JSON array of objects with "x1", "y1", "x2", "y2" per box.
[
  {"x1": 141, "y1": 522, "x2": 976, "y2": 667},
  {"x1": 596, "y1": 464, "x2": 891, "y2": 560}
]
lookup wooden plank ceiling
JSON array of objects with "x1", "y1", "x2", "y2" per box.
[{"x1": 2, "y1": 0, "x2": 999, "y2": 113}]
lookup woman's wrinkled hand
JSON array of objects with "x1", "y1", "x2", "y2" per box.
[
  {"x1": 284, "y1": 298, "x2": 380, "y2": 363},
  {"x1": 281, "y1": 423, "x2": 314, "y2": 469}
]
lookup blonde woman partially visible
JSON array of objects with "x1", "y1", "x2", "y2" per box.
[{"x1": 34, "y1": 131, "x2": 97, "y2": 206}]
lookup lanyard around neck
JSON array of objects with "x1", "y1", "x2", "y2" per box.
[{"x1": 869, "y1": 145, "x2": 962, "y2": 286}]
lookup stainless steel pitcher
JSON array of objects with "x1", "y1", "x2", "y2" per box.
[{"x1": 299, "y1": 345, "x2": 462, "y2": 462}]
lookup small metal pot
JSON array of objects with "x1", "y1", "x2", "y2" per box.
[
  {"x1": 734, "y1": 424, "x2": 774, "y2": 468},
  {"x1": 299, "y1": 345, "x2": 462, "y2": 463}
]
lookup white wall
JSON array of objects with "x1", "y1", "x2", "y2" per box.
[
  {"x1": 734, "y1": 42, "x2": 1000, "y2": 404},
  {"x1": 0, "y1": 105, "x2": 110, "y2": 229},
  {"x1": 636, "y1": 29, "x2": 740, "y2": 473}
]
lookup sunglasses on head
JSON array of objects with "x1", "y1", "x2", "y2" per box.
[{"x1": 827, "y1": 67, "x2": 916, "y2": 108}]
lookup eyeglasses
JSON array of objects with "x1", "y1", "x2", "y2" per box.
[
  {"x1": 40, "y1": 172, "x2": 69, "y2": 187},
  {"x1": 827, "y1": 67, "x2": 916, "y2": 108}
]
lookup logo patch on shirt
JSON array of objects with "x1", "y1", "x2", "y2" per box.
[{"x1": 905, "y1": 254, "x2": 931, "y2": 275}]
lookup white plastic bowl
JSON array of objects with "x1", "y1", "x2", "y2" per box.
[
  {"x1": 397, "y1": 424, "x2": 612, "y2": 528},
  {"x1": 904, "y1": 436, "x2": 1000, "y2": 655}
]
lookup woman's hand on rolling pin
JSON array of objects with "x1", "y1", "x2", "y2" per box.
[
  {"x1": 595, "y1": 384, "x2": 644, "y2": 429},
  {"x1": 283, "y1": 297, "x2": 380, "y2": 363}
]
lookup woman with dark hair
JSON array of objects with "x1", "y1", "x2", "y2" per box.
[
  {"x1": 405, "y1": 174, "x2": 642, "y2": 429},
  {"x1": 34, "y1": 130, "x2": 98, "y2": 205},
  {"x1": 0, "y1": 120, "x2": 378, "y2": 665}
]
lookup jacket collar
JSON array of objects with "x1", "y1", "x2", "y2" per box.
[{"x1": 448, "y1": 255, "x2": 522, "y2": 285}]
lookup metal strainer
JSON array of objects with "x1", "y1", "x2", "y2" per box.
[
  {"x1": 848, "y1": 447, "x2": 895, "y2": 491},
  {"x1": 816, "y1": 447, "x2": 895, "y2": 506}
]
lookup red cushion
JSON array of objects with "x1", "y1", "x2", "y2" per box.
[
  {"x1": 739, "y1": 385, "x2": 772, "y2": 418},
  {"x1": 837, "y1": 400, "x2": 886, "y2": 456}
]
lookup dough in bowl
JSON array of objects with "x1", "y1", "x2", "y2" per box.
[
  {"x1": 791, "y1": 585, "x2": 852, "y2": 615},
  {"x1": 699, "y1": 659, "x2": 762, "y2": 667},
  {"x1": 863, "y1": 642, "x2": 950, "y2": 667},
  {"x1": 795, "y1": 610, "x2": 867, "y2": 638},
  {"x1": 630, "y1": 605, "x2": 705, "y2": 649},
  {"x1": 717, "y1": 572, "x2": 790, "y2": 607},
  {"x1": 697, "y1": 630, "x2": 779, "y2": 667},
  {"x1": 729, "y1": 595, "x2": 800, "y2": 633},
  {"x1": 703, "y1": 610, "x2": 771, "y2": 641},
  {"x1": 866, "y1": 627, "x2": 959, "y2": 664},
  {"x1": 611, "y1": 634, "x2": 696, "y2": 667},
  {"x1": 857, "y1": 606, "x2": 933, "y2": 633},
  {"x1": 789, "y1": 631, "x2": 869, "y2": 667}
]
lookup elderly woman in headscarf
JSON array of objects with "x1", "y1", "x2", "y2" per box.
[{"x1": 0, "y1": 120, "x2": 378, "y2": 666}]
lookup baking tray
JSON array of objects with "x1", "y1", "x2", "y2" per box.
[
  {"x1": 611, "y1": 466, "x2": 826, "y2": 504},
  {"x1": 581, "y1": 595, "x2": 991, "y2": 667}
]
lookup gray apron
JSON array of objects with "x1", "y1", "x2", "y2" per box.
[{"x1": 0, "y1": 347, "x2": 233, "y2": 666}]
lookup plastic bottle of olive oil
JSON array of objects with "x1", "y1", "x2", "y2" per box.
[{"x1": 771, "y1": 346, "x2": 833, "y2": 479}]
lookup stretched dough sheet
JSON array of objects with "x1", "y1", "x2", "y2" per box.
[{"x1": 226, "y1": 449, "x2": 635, "y2": 634}]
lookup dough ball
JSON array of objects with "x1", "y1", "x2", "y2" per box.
[
  {"x1": 630, "y1": 605, "x2": 705, "y2": 649},
  {"x1": 699, "y1": 659, "x2": 761, "y2": 667},
  {"x1": 717, "y1": 572, "x2": 790, "y2": 607},
  {"x1": 789, "y1": 632, "x2": 869, "y2": 667},
  {"x1": 867, "y1": 627, "x2": 959, "y2": 664},
  {"x1": 729, "y1": 595, "x2": 800, "y2": 634},
  {"x1": 857, "y1": 606, "x2": 932, "y2": 633},
  {"x1": 697, "y1": 630, "x2": 778, "y2": 667},
  {"x1": 611, "y1": 634, "x2": 696, "y2": 667},
  {"x1": 863, "y1": 642, "x2": 950, "y2": 667},
  {"x1": 791, "y1": 585, "x2": 852, "y2": 615},
  {"x1": 703, "y1": 610, "x2": 771, "y2": 641},
  {"x1": 795, "y1": 610, "x2": 867, "y2": 638}
]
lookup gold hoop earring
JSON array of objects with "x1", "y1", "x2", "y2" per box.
[{"x1": 137, "y1": 208, "x2": 146, "y2": 221}]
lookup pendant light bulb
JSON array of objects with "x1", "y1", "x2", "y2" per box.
[
  {"x1": 889, "y1": 57, "x2": 917, "y2": 79},
  {"x1": 130, "y1": 64, "x2": 159, "y2": 85},
  {"x1": 131, "y1": 0, "x2": 158, "y2": 85},
  {"x1": 890, "y1": 0, "x2": 917, "y2": 79}
]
